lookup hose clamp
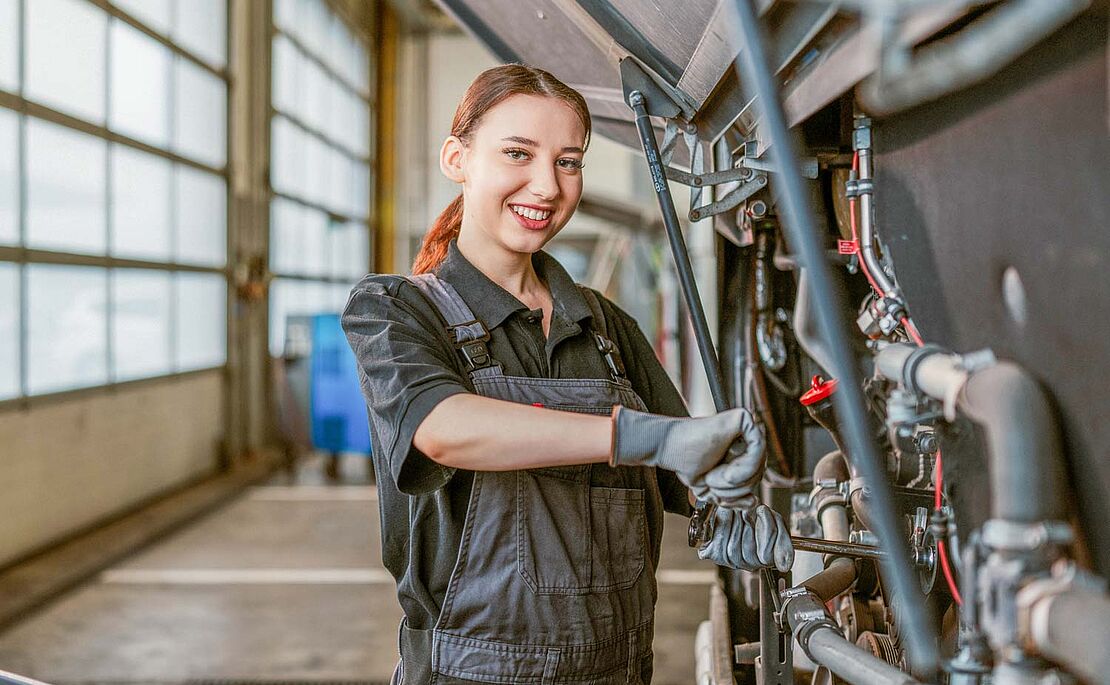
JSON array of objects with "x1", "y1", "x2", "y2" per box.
[
  {"x1": 1016, "y1": 560, "x2": 1107, "y2": 653},
  {"x1": 982, "y1": 519, "x2": 1074, "y2": 552},
  {"x1": 780, "y1": 588, "x2": 840, "y2": 658}
]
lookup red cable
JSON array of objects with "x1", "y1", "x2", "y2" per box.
[
  {"x1": 850, "y1": 151, "x2": 961, "y2": 604},
  {"x1": 849, "y1": 153, "x2": 887, "y2": 298},
  {"x1": 901, "y1": 317, "x2": 925, "y2": 346},
  {"x1": 934, "y1": 450, "x2": 964, "y2": 606}
]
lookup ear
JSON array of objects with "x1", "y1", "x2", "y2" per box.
[{"x1": 439, "y1": 135, "x2": 467, "y2": 184}]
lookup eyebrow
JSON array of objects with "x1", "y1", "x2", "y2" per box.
[{"x1": 501, "y1": 136, "x2": 584, "y2": 154}]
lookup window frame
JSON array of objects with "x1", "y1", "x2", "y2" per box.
[
  {"x1": 0, "y1": 0, "x2": 232, "y2": 410},
  {"x1": 267, "y1": 2, "x2": 375, "y2": 359}
]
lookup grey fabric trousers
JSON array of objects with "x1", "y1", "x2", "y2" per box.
[{"x1": 389, "y1": 273, "x2": 661, "y2": 685}]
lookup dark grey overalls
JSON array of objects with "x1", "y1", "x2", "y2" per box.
[{"x1": 391, "y1": 272, "x2": 662, "y2": 685}]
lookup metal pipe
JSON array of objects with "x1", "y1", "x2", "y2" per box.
[
  {"x1": 782, "y1": 590, "x2": 923, "y2": 685},
  {"x1": 727, "y1": 1, "x2": 936, "y2": 673},
  {"x1": 1027, "y1": 585, "x2": 1110, "y2": 683},
  {"x1": 859, "y1": 0, "x2": 1090, "y2": 115},
  {"x1": 793, "y1": 537, "x2": 885, "y2": 562},
  {"x1": 959, "y1": 362, "x2": 1066, "y2": 523},
  {"x1": 802, "y1": 556, "x2": 860, "y2": 601},
  {"x1": 807, "y1": 628, "x2": 923, "y2": 685},
  {"x1": 855, "y1": 142, "x2": 896, "y2": 296},
  {"x1": 876, "y1": 345, "x2": 1067, "y2": 523},
  {"x1": 813, "y1": 450, "x2": 851, "y2": 543}
]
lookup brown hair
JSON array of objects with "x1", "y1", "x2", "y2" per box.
[{"x1": 411, "y1": 64, "x2": 592, "y2": 275}]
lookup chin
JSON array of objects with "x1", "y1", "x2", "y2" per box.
[{"x1": 500, "y1": 227, "x2": 557, "y2": 254}]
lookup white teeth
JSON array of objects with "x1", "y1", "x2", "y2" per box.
[{"x1": 511, "y1": 205, "x2": 551, "y2": 221}]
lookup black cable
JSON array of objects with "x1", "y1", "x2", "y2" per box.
[{"x1": 727, "y1": 0, "x2": 938, "y2": 676}]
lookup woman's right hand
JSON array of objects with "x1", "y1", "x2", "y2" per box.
[{"x1": 610, "y1": 406, "x2": 766, "y2": 508}]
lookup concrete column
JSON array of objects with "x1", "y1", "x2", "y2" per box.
[{"x1": 226, "y1": 0, "x2": 274, "y2": 461}]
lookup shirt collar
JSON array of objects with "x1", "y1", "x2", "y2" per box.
[{"x1": 435, "y1": 239, "x2": 593, "y2": 330}]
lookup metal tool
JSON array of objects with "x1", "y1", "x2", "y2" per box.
[{"x1": 790, "y1": 535, "x2": 887, "y2": 560}]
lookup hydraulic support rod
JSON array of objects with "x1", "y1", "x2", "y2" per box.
[{"x1": 626, "y1": 90, "x2": 731, "y2": 547}]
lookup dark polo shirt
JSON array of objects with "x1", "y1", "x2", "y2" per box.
[{"x1": 341, "y1": 239, "x2": 693, "y2": 631}]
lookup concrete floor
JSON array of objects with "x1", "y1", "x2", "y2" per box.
[{"x1": 0, "y1": 455, "x2": 713, "y2": 684}]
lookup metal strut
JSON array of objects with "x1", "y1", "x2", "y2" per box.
[{"x1": 623, "y1": 61, "x2": 791, "y2": 684}]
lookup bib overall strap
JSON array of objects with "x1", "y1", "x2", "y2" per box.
[
  {"x1": 576, "y1": 285, "x2": 627, "y2": 380},
  {"x1": 406, "y1": 273, "x2": 499, "y2": 373}
]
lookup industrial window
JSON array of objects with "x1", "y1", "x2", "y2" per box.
[
  {"x1": 0, "y1": 0, "x2": 229, "y2": 401},
  {"x1": 268, "y1": 0, "x2": 373, "y2": 357}
]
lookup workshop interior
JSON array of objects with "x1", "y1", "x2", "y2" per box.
[{"x1": 0, "y1": 1, "x2": 1107, "y2": 684}]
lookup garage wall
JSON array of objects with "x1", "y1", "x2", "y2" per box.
[{"x1": 0, "y1": 371, "x2": 225, "y2": 567}]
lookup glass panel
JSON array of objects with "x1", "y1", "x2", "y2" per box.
[
  {"x1": 112, "y1": 269, "x2": 171, "y2": 381},
  {"x1": 269, "y1": 197, "x2": 305, "y2": 275},
  {"x1": 113, "y1": 0, "x2": 172, "y2": 34},
  {"x1": 271, "y1": 34, "x2": 302, "y2": 119},
  {"x1": 26, "y1": 119, "x2": 107, "y2": 255},
  {"x1": 174, "y1": 57, "x2": 227, "y2": 168},
  {"x1": 273, "y1": 0, "x2": 298, "y2": 33},
  {"x1": 111, "y1": 145, "x2": 171, "y2": 260},
  {"x1": 304, "y1": 58, "x2": 329, "y2": 134},
  {"x1": 328, "y1": 146, "x2": 348, "y2": 215},
  {"x1": 353, "y1": 39, "x2": 369, "y2": 96},
  {"x1": 110, "y1": 20, "x2": 171, "y2": 147},
  {"x1": 26, "y1": 0, "x2": 107, "y2": 123},
  {"x1": 347, "y1": 223, "x2": 369, "y2": 279},
  {"x1": 0, "y1": 264, "x2": 18, "y2": 399},
  {"x1": 300, "y1": 0, "x2": 329, "y2": 59},
  {"x1": 305, "y1": 133, "x2": 329, "y2": 208},
  {"x1": 27, "y1": 264, "x2": 108, "y2": 394},
  {"x1": 301, "y1": 206, "x2": 328, "y2": 277},
  {"x1": 173, "y1": 0, "x2": 226, "y2": 67},
  {"x1": 352, "y1": 95, "x2": 370, "y2": 159},
  {"x1": 174, "y1": 165, "x2": 226, "y2": 266},
  {"x1": 330, "y1": 221, "x2": 367, "y2": 280},
  {"x1": 0, "y1": 109, "x2": 17, "y2": 245},
  {"x1": 174, "y1": 271, "x2": 226, "y2": 370},
  {"x1": 352, "y1": 161, "x2": 369, "y2": 219},
  {"x1": 0, "y1": 0, "x2": 18, "y2": 91},
  {"x1": 270, "y1": 116, "x2": 305, "y2": 195},
  {"x1": 269, "y1": 277, "x2": 335, "y2": 356}
]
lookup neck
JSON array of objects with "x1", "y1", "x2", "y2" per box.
[{"x1": 456, "y1": 230, "x2": 545, "y2": 298}]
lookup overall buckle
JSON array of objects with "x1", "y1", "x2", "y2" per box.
[
  {"x1": 595, "y1": 333, "x2": 626, "y2": 379},
  {"x1": 448, "y1": 320, "x2": 495, "y2": 371}
]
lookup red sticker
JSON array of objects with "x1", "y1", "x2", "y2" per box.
[{"x1": 838, "y1": 240, "x2": 858, "y2": 255}]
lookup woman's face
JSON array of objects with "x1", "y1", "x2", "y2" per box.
[{"x1": 442, "y1": 93, "x2": 586, "y2": 258}]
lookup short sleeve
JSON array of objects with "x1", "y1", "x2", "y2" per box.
[
  {"x1": 341, "y1": 275, "x2": 470, "y2": 495},
  {"x1": 599, "y1": 295, "x2": 694, "y2": 517}
]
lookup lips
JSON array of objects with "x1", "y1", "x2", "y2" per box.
[{"x1": 508, "y1": 204, "x2": 554, "y2": 231}]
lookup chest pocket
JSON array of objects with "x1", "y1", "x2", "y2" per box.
[{"x1": 516, "y1": 468, "x2": 647, "y2": 595}]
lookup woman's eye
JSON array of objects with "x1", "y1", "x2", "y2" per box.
[
  {"x1": 503, "y1": 148, "x2": 529, "y2": 160},
  {"x1": 558, "y1": 158, "x2": 585, "y2": 170}
]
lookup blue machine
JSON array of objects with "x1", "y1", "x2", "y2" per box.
[{"x1": 308, "y1": 313, "x2": 371, "y2": 455}]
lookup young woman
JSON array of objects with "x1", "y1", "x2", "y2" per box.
[{"x1": 342, "y1": 64, "x2": 793, "y2": 685}]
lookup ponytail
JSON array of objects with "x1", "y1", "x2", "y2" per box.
[{"x1": 412, "y1": 193, "x2": 464, "y2": 275}]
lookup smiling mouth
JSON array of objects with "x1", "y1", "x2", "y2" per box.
[
  {"x1": 509, "y1": 204, "x2": 554, "y2": 230},
  {"x1": 510, "y1": 204, "x2": 553, "y2": 221}
]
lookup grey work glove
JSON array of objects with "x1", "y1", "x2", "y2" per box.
[
  {"x1": 697, "y1": 504, "x2": 794, "y2": 572},
  {"x1": 611, "y1": 406, "x2": 766, "y2": 508}
]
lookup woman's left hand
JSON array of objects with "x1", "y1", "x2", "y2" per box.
[{"x1": 696, "y1": 504, "x2": 794, "y2": 572}]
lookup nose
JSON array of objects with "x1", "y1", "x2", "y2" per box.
[{"x1": 528, "y1": 162, "x2": 560, "y2": 201}]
